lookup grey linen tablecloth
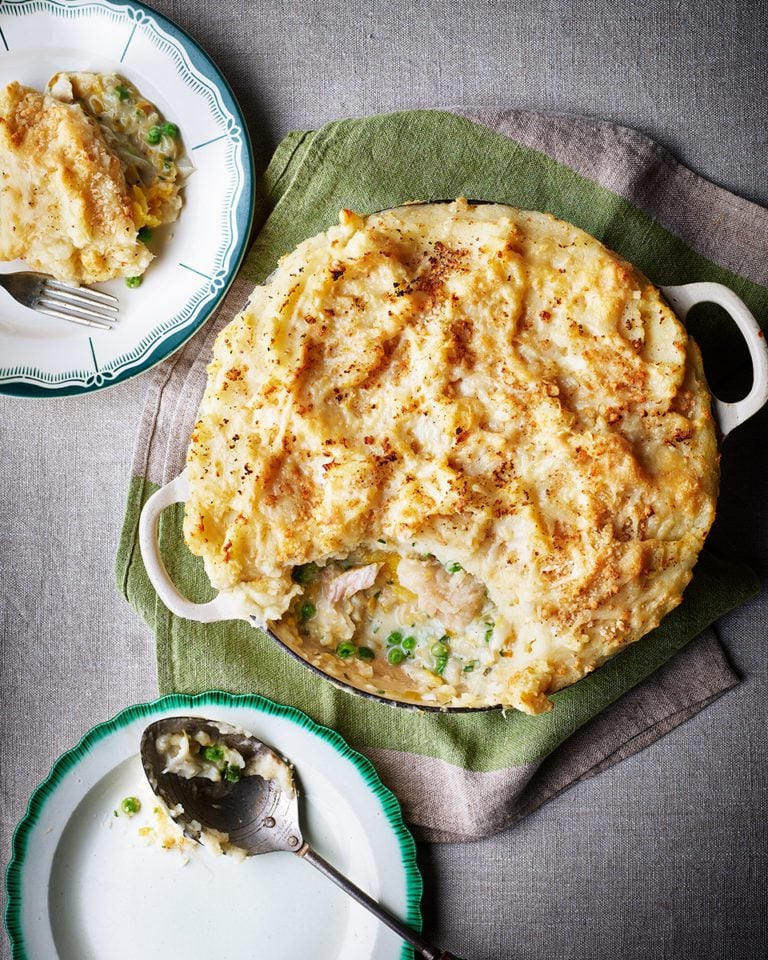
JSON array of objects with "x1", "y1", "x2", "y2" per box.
[{"x1": 2, "y1": 2, "x2": 767, "y2": 958}]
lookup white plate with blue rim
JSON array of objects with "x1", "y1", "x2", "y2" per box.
[
  {"x1": 0, "y1": 0, "x2": 255, "y2": 397},
  {"x1": 4, "y1": 691, "x2": 423, "y2": 959}
]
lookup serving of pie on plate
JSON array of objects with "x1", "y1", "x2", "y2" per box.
[
  {"x1": 0, "y1": 71, "x2": 189, "y2": 284},
  {"x1": 0, "y1": 0, "x2": 254, "y2": 397},
  {"x1": 183, "y1": 199, "x2": 719, "y2": 714}
]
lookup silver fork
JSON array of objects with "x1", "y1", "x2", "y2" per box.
[{"x1": 0, "y1": 271, "x2": 119, "y2": 330}]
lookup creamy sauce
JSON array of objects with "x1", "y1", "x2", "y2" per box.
[
  {"x1": 48, "y1": 71, "x2": 191, "y2": 231},
  {"x1": 155, "y1": 727, "x2": 295, "y2": 798},
  {"x1": 156, "y1": 729, "x2": 245, "y2": 783}
]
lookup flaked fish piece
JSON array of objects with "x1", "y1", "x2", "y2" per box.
[
  {"x1": 397, "y1": 557, "x2": 486, "y2": 631},
  {"x1": 323, "y1": 563, "x2": 382, "y2": 603}
]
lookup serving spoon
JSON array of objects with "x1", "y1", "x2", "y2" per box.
[{"x1": 140, "y1": 716, "x2": 458, "y2": 960}]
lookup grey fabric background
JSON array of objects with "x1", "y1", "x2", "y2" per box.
[{"x1": 1, "y1": 2, "x2": 766, "y2": 958}]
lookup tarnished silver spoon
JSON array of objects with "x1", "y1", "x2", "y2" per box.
[{"x1": 140, "y1": 716, "x2": 457, "y2": 960}]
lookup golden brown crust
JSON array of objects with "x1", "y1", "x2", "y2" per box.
[
  {"x1": 0, "y1": 81, "x2": 151, "y2": 283},
  {"x1": 184, "y1": 200, "x2": 719, "y2": 712}
]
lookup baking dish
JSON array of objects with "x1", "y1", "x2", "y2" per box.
[{"x1": 139, "y1": 278, "x2": 768, "y2": 711}]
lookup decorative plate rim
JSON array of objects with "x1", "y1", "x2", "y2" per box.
[
  {"x1": 3, "y1": 690, "x2": 423, "y2": 960},
  {"x1": 0, "y1": 0, "x2": 256, "y2": 398}
]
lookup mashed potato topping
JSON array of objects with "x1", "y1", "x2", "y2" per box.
[
  {"x1": 0, "y1": 72, "x2": 188, "y2": 284},
  {"x1": 184, "y1": 200, "x2": 719, "y2": 713}
]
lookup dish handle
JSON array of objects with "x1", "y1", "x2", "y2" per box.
[
  {"x1": 138, "y1": 467, "x2": 228, "y2": 623},
  {"x1": 662, "y1": 281, "x2": 768, "y2": 438}
]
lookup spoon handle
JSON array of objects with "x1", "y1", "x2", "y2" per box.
[{"x1": 298, "y1": 843, "x2": 457, "y2": 960}]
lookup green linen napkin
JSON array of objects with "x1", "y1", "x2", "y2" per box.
[{"x1": 116, "y1": 108, "x2": 764, "y2": 841}]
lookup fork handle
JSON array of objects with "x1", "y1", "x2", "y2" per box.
[{"x1": 298, "y1": 844, "x2": 460, "y2": 959}]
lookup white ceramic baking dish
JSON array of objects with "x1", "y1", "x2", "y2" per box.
[{"x1": 138, "y1": 280, "x2": 768, "y2": 707}]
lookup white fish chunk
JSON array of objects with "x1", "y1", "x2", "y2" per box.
[
  {"x1": 397, "y1": 557, "x2": 486, "y2": 631},
  {"x1": 323, "y1": 563, "x2": 382, "y2": 603}
]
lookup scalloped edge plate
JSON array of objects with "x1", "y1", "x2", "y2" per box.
[
  {"x1": 0, "y1": 0, "x2": 255, "y2": 397},
  {"x1": 4, "y1": 691, "x2": 422, "y2": 959}
]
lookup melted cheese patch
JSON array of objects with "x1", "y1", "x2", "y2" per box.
[{"x1": 184, "y1": 200, "x2": 719, "y2": 713}]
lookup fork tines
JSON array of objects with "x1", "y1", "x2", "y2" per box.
[{"x1": 38, "y1": 279, "x2": 120, "y2": 331}]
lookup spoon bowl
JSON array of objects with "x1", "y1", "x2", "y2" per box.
[
  {"x1": 141, "y1": 716, "x2": 302, "y2": 855},
  {"x1": 140, "y1": 716, "x2": 457, "y2": 960}
]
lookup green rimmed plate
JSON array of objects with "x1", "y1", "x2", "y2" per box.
[
  {"x1": 4, "y1": 691, "x2": 422, "y2": 959},
  {"x1": 0, "y1": 0, "x2": 255, "y2": 397}
]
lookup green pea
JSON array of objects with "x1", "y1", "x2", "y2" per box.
[
  {"x1": 223, "y1": 764, "x2": 242, "y2": 783},
  {"x1": 336, "y1": 642, "x2": 355, "y2": 659},
  {"x1": 299, "y1": 601, "x2": 316, "y2": 622},
  {"x1": 201, "y1": 745, "x2": 224, "y2": 763},
  {"x1": 386, "y1": 631, "x2": 402, "y2": 647},
  {"x1": 120, "y1": 796, "x2": 141, "y2": 816},
  {"x1": 387, "y1": 647, "x2": 405, "y2": 665},
  {"x1": 446, "y1": 562, "x2": 463, "y2": 573},
  {"x1": 162, "y1": 121, "x2": 180, "y2": 138},
  {"x1": 125, "y1": 276, "x2": 142, "y2": 288},
  {"x1": 402, "y1": 635, "x2": 416, "y2": 650},
  {"x1": 114, "y1": 84, "x2": 132, "y2": 101},
  {"x1": 137, "y1": 226, "x2": 153, "y2": 244},
  {"x1": 292, "y1": 562, "x2": 318, "y2": 584},
  {"x1": 145, "y1": 125, "x2": 163, "y2": 145},
  {"x1": 431, "y1": 640, "x2": 449, "y2": 659},
  {"x1": 357, "y1": 646, "x2": 375, "y2": 660}
]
